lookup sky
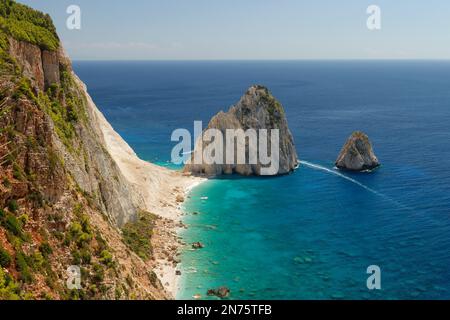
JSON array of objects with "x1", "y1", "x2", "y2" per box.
[{"x1": 17, "y1": 0, "x2": 450, "y2": 60}]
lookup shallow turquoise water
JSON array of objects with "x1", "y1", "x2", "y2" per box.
[{"x1": 73, "y1": 61, "x2": 450, "y2": 299}]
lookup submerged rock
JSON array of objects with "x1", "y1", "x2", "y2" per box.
[
  {"x1": 335, "y1": 131, "x2": 380, "y2": 171},
  {"x1": 207, "y1": 287, "x2": 230, "y2": 298},
  {"x1": 192, "y1": 242, "x2": 204, "y2": 249},
  {"x1": 184, "y1": 85, "x2": 298, "y2": 176}
]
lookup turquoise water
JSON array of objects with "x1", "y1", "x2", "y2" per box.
[
  {"x1": 179, "y1": 168, "x2": 448, "y2": 300},
  {"x1": 73, "y1": 61, "x2": 450, "y2": 299}
]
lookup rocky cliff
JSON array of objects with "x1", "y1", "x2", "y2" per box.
[
  {"x1": 335, "y1": 131, "x2": 380, "y2": 171},
  {"x1": 5, "y1": 31, "x2": 138, "y2": 229},
  {"x1": 0, "y1": 1, "x2": 168, "y2": 300},
  {"x1": 184, "y1": 85, "x2": 299, "y2": 176}
]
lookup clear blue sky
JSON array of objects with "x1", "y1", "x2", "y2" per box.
[{"x1": 18, "y1": 0, "x2": 450, "y2": 60}]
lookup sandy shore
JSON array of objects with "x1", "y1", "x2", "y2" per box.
[{"x1": 76, "y1": 74, "x2": 206, "y2": 298}]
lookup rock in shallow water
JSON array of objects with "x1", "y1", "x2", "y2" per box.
[
  {"x1": 192, "y1": 242, "x2": 204, "y2": 249},
  {"x1": 335, "y1": 131, "x2": 380, "y2": 171},
  {"x1": 207, "y1": 287, "x2": 231, "y2": 298}
]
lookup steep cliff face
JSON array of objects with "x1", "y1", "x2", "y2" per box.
[
  {"x1": 184, "y1": 85, "x2": 299, "y2": 176},
  {"x1": 0, "y1": 1, "x2": 168, "y2": 300},
  {"x1": 7, "y1": 37, "x2": 61, "y2": 91},
  {"x1": 6, "y1": 37, "x2": 138, "y2": 227},
  {"x1": 335, "y1": 131, "x2": 380, "y2": 171}
]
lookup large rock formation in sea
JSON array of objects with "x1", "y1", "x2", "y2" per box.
[
  {"x1": 335, "y1": 131, "x2": 380, "y2": 171},
  {"x1": 184, "y1": 85, "x2": 298, "y2": 176}
]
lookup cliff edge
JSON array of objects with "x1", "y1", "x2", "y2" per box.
[{"x1": 1, "y1": 0, "x2": 194, "y2": 300}]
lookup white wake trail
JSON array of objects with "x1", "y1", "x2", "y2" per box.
[
  {"x1": 299, "y1": 160, "x2": 384, "y2": 197},
  {"x1": 299, "y1": 160, "x2": 413, "y2": 212}
]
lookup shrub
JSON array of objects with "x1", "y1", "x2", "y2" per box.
[
  {"x1": 68, "y1": 215, "x2": 93, "y2": 247},
  {"x1": 39, "y1": 242, "x2": 53, "y2": 258},
  {"x1": 12, "y1": 77, "x2": 34, "y2": 100},
  {"x1": 0, "y1": 247, "x2": 12, "y2": 267},
  {"x1": 18, "y1": 214, "x2": 28, "y2": 225},
  {"x1": 95, "y1": 232, "x2": 107, "y2": 254},
  {"x1": 0, "y1": 268, "x2": 20, "y2": 300},
  {"x1": 92, "y1": 264, "x2": 104, "y2": 283},
  {"x1": 12, "y1": 163, "x2": 24, "y2": 180},
  {"x1": 99, "y1": 250, "x2": 113, "y2": 267},
  {"x1": 7, "y1": 199, "x2": 18, "y2": 212},
  {"x1": 2, "y1": 178, "x2": 11, "y2": 188},
  {"x1": 16, "y1": 251, "x2": 33, "y2": 283},
  {"x1": 80, "y1": 249, "x2": 91, "y2": 265},
  {"x1": 122, "y1": 211, "x2": 157, "y2": 261},
  {"x1": 4, "y1": 214, "x2": 22, "y2": 237},
  {"x1": 71, "y1": 249, "x2": 81, "y2": 265},
  {"x1": 148, "y1": 271, "x2": 159, "y2": 287},
  {"x1": 71, "y1": 248, "x2": 91, "y2": 265},
  {"x1": 0, "y1": 0, "x2": 59, "y2": 51},
  {"x1": 31, "y1": 251, "x2": 45, "y2": 270},
  {"x1": 66, "y1": 103, "x2": 78, "y2": 122},
  {"x1": 28, "y1": 191, "x2": 44, "y2": 207}
]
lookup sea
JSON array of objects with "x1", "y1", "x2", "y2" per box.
[{"x1": 73, "y1": 60, "x2": 450, "y2": 299}]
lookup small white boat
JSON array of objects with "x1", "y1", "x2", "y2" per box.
[{"x1": 200, "y1": 196, "x2": 208, "y2": 200}]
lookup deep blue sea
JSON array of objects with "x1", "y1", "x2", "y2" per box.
[{"x1": 73, "y1": 61, "x2": 450, "y2": 299}]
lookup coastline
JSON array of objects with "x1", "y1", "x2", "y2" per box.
[
  {"x1": 151, "y1": 178, "x2": 206, "y2": 298},
  {"x1": 74, "y1": 74, "x2": 207, "y2": 299}
]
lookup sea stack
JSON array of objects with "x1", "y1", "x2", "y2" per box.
[
  {"x1": 184, "y1": 85, "x2": 298, "y2": 176},
  {"x1": 335, "y1": 131, "x2": 380, "y2": 171}
]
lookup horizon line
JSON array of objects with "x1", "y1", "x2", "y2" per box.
[{"x1": 71, "y1": 58, "x2": 450, "y2": 62}]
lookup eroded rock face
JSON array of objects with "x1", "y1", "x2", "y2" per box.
[
  {"x1": 42, "y1": 50, "x2": 60, "y2": 89},
  {"x1": 5, "y1": 37, "x2": 138, "y2": 227},
  {"x1": 8, "y1": 37, "x2": 45, "y2": 90},
  {"x1": 8, "y1": 37, "x2": 62, "y2": 91},
  {"x1": 184, "y1": 85, "x2": 298, "y2": 176},
  {"x1": 335, "y1": 131, "x2": 380, "y2": 171}
]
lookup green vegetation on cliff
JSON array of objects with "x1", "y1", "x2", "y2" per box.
[
  {"x1": 122, "y1": 211, "x2": 157, "y2": 261},
  {"x1": 0, "y1": 0, "x2": 59, "y2": 50},
  {"x1": 1, "y1": 0, "x2": 165, "y2": 301},
  {"x1": 0, "y1": 267, "x2": 21, "y2": 299}
]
